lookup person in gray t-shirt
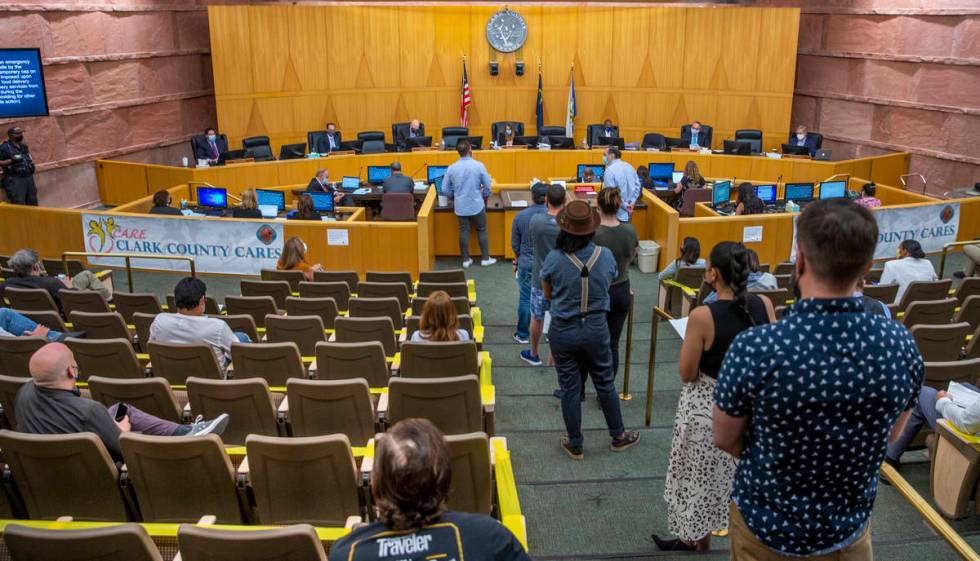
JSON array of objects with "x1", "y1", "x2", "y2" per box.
[{"x1": 520, "y1": 185, "x2": 566, "y2": 367}]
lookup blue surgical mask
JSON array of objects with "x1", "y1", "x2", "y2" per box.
[
  {"x1": 692, "y1": 128, "x2": 700, "y2": 135},
  {"x1": 207, "y1": 134, "x2": 216, "y2": 142},
  {"x1": 601, "y1": 155, "x2": 608, "y2": 165}
]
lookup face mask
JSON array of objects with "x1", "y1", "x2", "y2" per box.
[
  {"x1": 302, "y1": 242, "x2": 309, "y2": 254},
  {"x1": 12, "y1": 135, "x2": 23, "y2": 143},
  {"x1": 601, "y1": 155, "x2": 608, "y2": 165},
  {"x1": 207, "y1": 134, "x2": 216, "y2": 142},
  {"x1": 691, "y1": 129, "x2": 700, "y2": 135},
  {"x1": 505, "y1": 129, "x2": 512, "y2": 135},
  {"x1": 796, "y1": 133, "x2": 806, "y2": 140}
]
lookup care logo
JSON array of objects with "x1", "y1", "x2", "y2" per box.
[
  {"x1": 86, "y1": 217, "x2": 117, "y2": 253},
  {"x1": 940, "y1": 205, "x2": 955, "y2": 225},
  {"x1": 256, "y1": 224, "x2": 277, "y2": 245}
]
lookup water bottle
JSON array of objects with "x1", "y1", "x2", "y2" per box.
[{"x1": 181, "y1": 156, "x2": 189, "y2": 167}]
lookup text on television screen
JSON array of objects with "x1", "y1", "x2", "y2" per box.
[{"x1": 0, "y1": 49, "x2": 49, "y2": 119}]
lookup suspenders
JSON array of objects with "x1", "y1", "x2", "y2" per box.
[{"x1": 564, "y1": 246, "x2": 603, "y2": 315}]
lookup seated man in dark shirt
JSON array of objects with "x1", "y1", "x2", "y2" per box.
[
  {"x1": 148, "y1": 190, "x2": 182, "y2": 215},
  {"x1": 329, "y1": 418, "x2": 530, "y2": 561},
  {"x1": 381, "y1": 162, "x2": 415, "y2": 194},
  {"x1": 2, "y1": 248, "x2": 70, "y2": 308},
  {"x1": 16, "y1": 343, "x2": 229, "y2": 462}
]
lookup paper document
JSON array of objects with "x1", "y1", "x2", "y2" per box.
[
  {"x1": 668, "y1": 317, "x2": 688, "y2": 340},
  {"x1": 948, "y1": 381, "x2": 980, "y2": 408},
  {"x1": 353, "y1": 188, "x2": 372, "y2": 195},
  {"x1": 511, "y1": 200, "x2": 528, "y2": 208},
  {"x1": 743, "y1": 226, "x2": 763, "y2": 243},
  {"x1": 327, "y1": 229, "x2": 349, "y2": 246}
]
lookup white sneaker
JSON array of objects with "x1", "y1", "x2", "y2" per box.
[
  {"x1": 185, "y1": 413, "x2": 230, "y2": 436},
  {"x1": 481, "y1": 257, "x2": 497, "y2": 267},
  {"x1": 462, "y1": 258, "x2": 473, "y2": 268}
]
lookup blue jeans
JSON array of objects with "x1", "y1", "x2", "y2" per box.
[
  {"x1": 233, "y1": 332, "x2": 251, "y2": 343},
  {"x1": 549, "y1": 314, "x2": 625, "y2": 447},
  {"x1": 0, "y1": 308, "x2": 61, "y2": 340},
  {"x1": 515, "y1": 266, "x2": 532, "y2": 339},
  {"x1": 886, "y1": 385, "x2": 943, "y2": 462}
]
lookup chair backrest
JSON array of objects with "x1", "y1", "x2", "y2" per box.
[
  {"x1": 357, "y1": 130, "x2": 385, "y2": 141},
  {"x1": 380, "y1": 193, "x2": 416, "y2": 221},
  {"x1": 954, "y1": 295, "x2": 980, "y2": 332},
  {"x1": 299, "y1": 282, "x2": 350, "y2": 310},
  {"x1": 405, "y1": 315, "x2": 474, "y2": 339},
  {"x1": 242, "y1": 135, "x2": 274, "y2": 160},
  {"x1": 903, "y1": 298, "x2": 957, "y2": 328},
  {"x1": 442, "y1": 126, "x2": 469, "y2": 138},
  {"x1": 774, "y1": 262, "x2": 795, "y2": 276},
  {"x1": 773, "y1": 274, "x2": 792, "y2": 291},
  {"x1": 312, "y1": 270, "x2": 359, "y2": 292},
  {"x1": 922, "y1": 357, "x2": 980, "y2": 389},
  {"x1": 59, "y1": 290, "x2": 110, "y2": 317},
  {"x1": 111, "y1": 292, "x2": 162, "y2": 324},
  {"x1": 209, "y1": 314, "x2": 260, "y2": 343},
  {"x1": 965, "y1": 329, "x2": 980, "y2": 359},
  {"x1": 348, "y1": 296, "x2": 405, "y2": 329},
  {"x1": 411, "y1": 296, "x2": 470, "y2": 316},
  {"x1": 284, "y1": 297, "x2": 339, "y2": 330},
  {"x1": 241, "y1": 280, "x2": 291, "y2": 309},
  {"x1": 734, "y1": 129, "x2": 763, "y2": 153},
  {"x1": 285, "y1": 378, "x2": 376, "y2": 445},
  {"x1": 146, "y1": 341, "x2": 223, "y2": 384},
  {"x1": 176, "y1": 523, "x2": 326, "y2": 561},
  {"x1": 419, "y1": 269, "x2": 466, "y2": 284},
  {"x1": 388, "y1": 374, "x2": 483, "y2": 435},
  {"x1": 898, "y1": 279, "x2": 952, "y2": 311},
  {"x1": 0, "y1": 336, "x2": 46, "y2": 377},
  {"x1": 538, "y1": 125, "x2": 565, "y2": 138},
  {"x1": 0, "y1": 374, "x2": 29, "y2": 429},
  {"x1": 307, "y1": 130, "x2": 327, "y2": 152},
  {"x1": 662, "y1": 265, "x2": 706, "y2": 316},
  {"x1": 491, "y1": 121, "x2": 523, "y2": 142},
  {"x1": 911, "y1": 322, "x2": 972, "y2": 362},
  {"x1": 3, "y1": 287, "x2": 58, "y2": 313},
  {"x1": 399, "y1": 340, "x2": 479, "y2": 378},
  {"x1": 445, "y1": 432, "x2": 492, "y2": 515},
  {"x1": 225, "y1": 295, "x2": 279, "y2": 327},
  {"x1": 417, "y1": 281, "x2": 469, "y2": 300},
  {"x1": 313, "y1": 341, "x2": 389, "y2": 387},
  {"x1": 88, "y1": 375, "x2": 181, "y2": 423},
  {"x1": 641, "y1": 133, "x2": 666, "y2": 149},
  {"x1": 167, "y1": 294, "x2": 221, "y2": 315},
  {"x1": 120, "y1": 432, "x2": 244, "y2": 523},
  {"x1": 356, "y1": 282, "x2": 410, "y2": 309},
  {"x1": 265, "y1": 314, "x2": 326, "y2": 355},
  {"x1": 360, "y1": 139, "x2": 385, "y2": 154},
  {"x1": 66, "y1": 337, "x2": 142, "y2": 380},
  {"x1": 863, "y1": 283, "x2": 899, "y2": 305},
  {"x1": 679, "y1": 187, "x2": 712, "y2": 217},
  {"x1": 260, "y1": 268, "x2": 305, "y2": 292},
  {"x1": 186, "y1": 377, "x2": 279, "y2": 446},
  {"x1": 230, "y1": 341, "x2": 305, "y2": 387},
  {"x1": 16, "y1": 309, "x2": 67, "y2": 332},
  {"x1": 955, "y1": 277, "x2": 980, "y2": 304},
  {"x1": 333, "y1": 316, "x2": 398, "y2": 356},
  {"x1": 245, "y1": 433, "x2": 361, "y2": 525},
  {"x1": 5, "y1": 523, "x2": 163, "y2": 561},
  {"x1": 40, "y1": 258, "x2": 86, "y2": 278},
  {"x1": 750, "y1": 288, "x2": 790, "y2": 308},
  {"x1": 0, "y1": 430, "x2": 128, "y2": 521},
  {"x1": 68, "y1": 311, "x2": 130, "y2": 341}
]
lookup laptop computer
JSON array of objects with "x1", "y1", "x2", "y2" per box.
[
  {"x1": 341, "y1": 176, "x2": 361, "y2": 191},
  {"x1": 814, "y1": 149, "x2": 832, "y2": 161},
  {"x1": 784, "y1": 182, "x2": 815, "y2": 208},
  {"x1": 819, "y1": 180, "x2": 847, "y2": 200}
]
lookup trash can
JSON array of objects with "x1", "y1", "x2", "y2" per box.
[{"x1": 637, "y1": 240, "x2": 660, "y2": 273}]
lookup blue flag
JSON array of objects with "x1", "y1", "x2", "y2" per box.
[{"x1": 536, "y1": 67, "x2": 543, "y2": 131}]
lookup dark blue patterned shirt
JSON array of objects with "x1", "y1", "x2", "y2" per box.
[{"x1": 714, "y1": 298, "x2": 923, "y2": 555}]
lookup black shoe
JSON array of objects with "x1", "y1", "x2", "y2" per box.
[
  {"x1": 610, "y1": 430, "x2": 641, "y2": 452},
  {"x1": 553, "y1": 389, "x2": 563, "y2": 399},
  {"x1": 560, "y1": 436, "x2": 583, "y2": 460},
  {"x1": 652, "y1": 534, "x2": 695, "y2": 551},
  {"x1": 55, "y1": 330, "x2": 86, "y2": 343},
  {"x1": 954, "y1": 271, "x2": 966, "y2": 279}
]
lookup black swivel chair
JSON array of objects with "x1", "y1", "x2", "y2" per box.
[
  {"x1": 641, "y1": 133, "x2": 667, "y2": 150},
  {"x1": 787, "y1": 131, "x2": 823, "y2": 150},
  {"x1": 392, "y1": 122, "x2": 425, "y2": 151},
  {"x1": 538, "y1": 126, "x2": 565, "y2": 138},
  {"x1": 442, "y1": 127, "x2": 469, "y2": 149},
  {"x1": 734, "y1": 129, "x2": 763, "y2": 154},
  {"x1": 490, "y1": 122, "x2": 524, "y2": 145},
  {"x1": 242, "y1": 136, "x2": 274, "y2": 161},
  {"x1": 360, "y1": 140, "x2": 386, "y2": 154},
  {"x1": 587, "y1": 124, "x2": 620, "y2": 148},
  {"x1": 357, "y1": 131, "x2": 385, "y2": 142}
]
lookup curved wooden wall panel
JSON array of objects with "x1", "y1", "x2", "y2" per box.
[{"x1": 209, "y1": 5, "x2": 799, "y2": 152}]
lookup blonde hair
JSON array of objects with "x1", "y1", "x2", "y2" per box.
[
  {"x1": 683, "y1": 160, "x2": 703, "y2": 183},
  {"x1": 277, "y1": 236, "x2": 307, "y2": 270},
  {"x1": 240, "y1": 189, "x2": 258, "y2": 210},
  {"x1": 419, "y1": 291, "x2": 460, "y2": 342}
]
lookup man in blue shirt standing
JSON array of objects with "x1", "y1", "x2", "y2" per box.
[
  {"x1": 443, "y1": 141, "x2": 496, "y2": 268},
  {"x1": 713, "y1": 199, "x2": 923, "y2": 560},
  {"x1": 601, "y1": 146, "x2": 640, "y2": 223},
  {"x1": 510, "y1": 182, "x2": 548, "y2": 344}
]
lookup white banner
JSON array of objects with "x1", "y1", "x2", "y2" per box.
[
  {"x1": 872, "y1": 203, "x2": 959, "y2": 260},
  {"x1": 82, "y1": 214, "x2": 284, "y2": 275}
]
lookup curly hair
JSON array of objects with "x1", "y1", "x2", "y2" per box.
[{"x1": 372, "y1": 419, "x2": 451, "y2": 531}]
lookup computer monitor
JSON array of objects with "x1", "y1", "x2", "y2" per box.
[
  {"x1": 278, "y1": 143, "x2": 306, "y2": 160},
  {"x1": 712, "y1": 181, "x2": 731, "y2": 207},
  {"x1": 513, "y1": 135, "x2": 539, "y2": 147},
  {"x1": 576, "y1": 164, "x2": 605, "y2": 181},
  {"x1": 433, "y1": 174, "x2": 446, "y2": 194},
  {"x1": 781, "y1": 143, "x2": 810, "y2": 156},
  {"x1": 341, "y1": 176, "x2": 360, "y2": 191},
  {"x1": 597, "y1": 136, "x2": 626, "y2": 150},
  {"x1": 672, "y1": 171, "x2": 684, "y2": 184},
  {"x1": 723, "y1": 140, "x2": 751, "y2": 155},
  {"x1": 256, "y1": 189, "x2": 285, "y2": 211},
  {"x1": 755, "y1": 184, "x2": 777, "y2": 204},
  {"x1": 196, "y1": 186, "x2": 228, "y2": 209},
  {"x1": 819, "y1": 180, "x2": 847, "y2": 200},
  {"x1": 406, "y1": 136, "x2": 432, "y2": 149},
  {"x1": 305, "y1": 191, "x2": 334, "y2": 213},
  {"x1": 784, "y1": 182, "x2": 814, "y2": 202},
  {"x1": 367, "y1": 166, "x2": 391, "y2": 185},
  {"x1": 648, "y1": 162, "x2": 675, "y2": 187},
  {"x1": 216, "y1": 149, "x2": 246, "y2": 166},
  {"x1": 548, "y1": 136, "x2": 575, "y2": 149},
  {"x1": 459, "y1": 136, "x2": 483, "y2": 150},
  {"x1": 427, "y1": 165, "x2": 448, "y2": 185}
]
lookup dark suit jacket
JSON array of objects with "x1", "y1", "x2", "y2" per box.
[
  {"x1": 314, "y1": 132, "x2": 342, "y2": 154},
  {"x1": 382, "y1": 173, "x2": 415, "y2": 194},
  {"x1": 589, "y1": 126, "x2": 620, "y2": 147},
  {"x1": 194, "y1": 135, "x2": 229, "y2": 161},
  {"x1": 306, "y1": 178, "x2": 332, "y2": 192},
  {"x1": 680, "y1": 127, "x2": 711, "y2": 148},
  {"x1": 787, "y1": 134, "x2": 819, "y2": 157},
  {"x1": 396, "y1": 125, "x2": 426, "y2": 151}
]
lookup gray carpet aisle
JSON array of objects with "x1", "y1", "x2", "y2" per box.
[{"x1": 126, "y1": 252, "x2": 979, "y2": 560}]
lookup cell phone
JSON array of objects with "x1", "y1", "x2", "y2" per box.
[{"x1": 114, "y1": 403, "x2": 129, "y2": 422}]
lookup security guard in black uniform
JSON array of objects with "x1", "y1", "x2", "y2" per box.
[{"x1": 0, "y1": 126, "x2": 38, "y2": 206}]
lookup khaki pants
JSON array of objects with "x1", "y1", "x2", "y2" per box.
[
  {"x1": 729, "y1": 503, "x2": 872, "y2": 561},
  {"x1": 963, "y1": 244, "x2": 980, "y2": 277}
]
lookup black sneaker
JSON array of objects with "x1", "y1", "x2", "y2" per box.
[
  {"x1": 610, "y1": 430, "x2": 640, "y2": 452},
  {"x1": 954, "y1": 271, "x2": 966, "y2": 279},
  {"x1": 652, "y1": 534, "x2": 696, "y2": 551},
  {"x1": 560, "y1": 436, "x2": 583, "y2": 460}
]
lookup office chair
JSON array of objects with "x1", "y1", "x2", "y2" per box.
[
  {"x1": 490, "y1": 122, "x2": 524, "y2": 143},
  {"x1": 538, "y1": 125, "x2": 565, "y2": 138},
  {"x1": 360, "y1": 139, "x2": 386, "y2": 154},
  {"x1": 242, "y1": 136, "x2": 274, "y2": 161},
  {"x1": 734, "y1": 129, "x2": 763, "y2": 153},
  {"x1": 380, "y1": 193, "x2": 416, "y2": 221},
  {"x1": 641, "y1": 133, "x2": 667, "y2": 150}
]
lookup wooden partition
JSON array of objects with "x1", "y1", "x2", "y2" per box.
[{"x1": 209, "y1": 5, "x2": 799, "y2": 152}]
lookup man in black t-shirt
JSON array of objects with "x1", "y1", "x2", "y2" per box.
[{"x1": 329, "y1": 419, "x2": 530, "y2": 561}]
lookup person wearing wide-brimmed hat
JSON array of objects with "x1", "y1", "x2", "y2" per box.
[
  {"x1": 0, "y1": 126, "x2": 38, "y2": 205},
  {"x1": 539, "y1": 200, "x2": 641, "y2": 460}
]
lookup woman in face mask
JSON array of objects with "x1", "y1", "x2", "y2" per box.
[
  {"x1": 499, "y1": 125, "x2": 516, "y2": 147},
  {"x1": 276, "y1": 236, "x2": 324, "y2": 281}
]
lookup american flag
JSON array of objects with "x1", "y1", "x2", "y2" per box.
[{"x1": 460, "y1": 60, "x2": 471, "y2": 127}]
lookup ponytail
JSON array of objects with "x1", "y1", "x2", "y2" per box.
[{"x1": 900, "y1": 239, "x2": 926, "y2": 259}]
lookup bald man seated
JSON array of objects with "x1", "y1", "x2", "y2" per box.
[{"x1": 15, "y1": 343, "x2": 229, "y2": 461}]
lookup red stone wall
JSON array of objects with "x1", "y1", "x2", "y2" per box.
[{"x1": 0, "y1": 2, "x2": 214, "y2": 207}]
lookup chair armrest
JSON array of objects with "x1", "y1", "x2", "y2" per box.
[
  {"x1": 306, "y1": 358, "x2": 317, "y2": 376},
  {"x1": 276, "y1": 395, "x2": 289, "y2": 422},
  {"x1": 236, "y1": 456, "x2": 250, "y2": 487},
  {"x1": 376, "y1": 393, "x2": 389, "y2": 424},
  {"x1": 479, "y1": 352, "x2": 492, "y2": 386},
  {"x1": 328, "y1": 332, "x2": 336, "y2": 342},
  {"x1": 360, "y1": 438, "x2": 375, "y2": 485},
  {"x1": 481, "y1": 384, "x2": 495, "y2": 413},
  {"x1": 345, "y1": 515, "x2": 363, "y2": 529}
]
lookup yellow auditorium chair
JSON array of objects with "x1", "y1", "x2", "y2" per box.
[
  {"x1": 312, "y1": 270, "x2": 359, "y2": 293},
  {"x1": 892, "y1": 279, "x2": 953, "y2": 315},
  {"x1": 16, "y1": 309, "x2": 68, "y2": 333},
  {"x1": 210, "y1": 314, "x2": 260, "y2": 343},
  {"x1": 355, "y1": 282, "x2": 410, "y2": 310},
  {"x1": 910, "y1": 323, "x2": 972, "y2": 362},
  {"x1": 298, "y1": 281, "x2": 351, "y2": 311},
  {"x1": 365, "y1": 271, "x2": 413, "y2": 292},
  {"x1": 240, "y1": 280, "x2": 292, "y2": 310},
  {"x1": 0, "y1": 374, "x2": 31, "y2": 429},
  {"x1": 863, "y1": 283, "x2": 899, "y2": 305},
  {"x1": 417, "y1": 281, "x2": 470, "y2": 301},
  {"x1": 445, "y1": 432, "x2": 493, "y2": 515},
  {"x1": 282, "y1": 378, "x2": 376, "y2": 444},
  {"x1": 954, "y1": 277, "x2": 980, "y2": 305},
  {"x1": 902, "y1": 298, "x2": 957, "y2": 328},
  {"x1": 397, "y1": 340, "x2": 480, "y2": 379},
  {"x1": 284, "y1": 296, "x2": 339, "y2": 330},
  {"x1": 176, "y1": 523, "x2": 327, "y2": 561},
  {"x1": 333, "y1": 316, "x2": 398, "y2": 357},
  {"x1": 186, "y1": 377, "x2": 281, "y2": 445},
  {"x1": 264, "y1": 314, "x2": 328, "y2": 355},
  {"x1": 0, "y1": 337, "x2": 46, "y2": 377},
  {"x1": 382, "y1": 374, "x2": 489, "y2": 436},
  {"x1": 66, "y1": 337, "x2": 144, "y2": 380},
  {"x1": 88, "y1": 375, "x2": 183, "y2": 423},
  {"x1": 260, "y1": 268, "x2": 305, "y2": 292},
  {"x1": 3, "y1": 287, "x2": 59, "y2": 314},
  {"x1": 419, "y1": 268, "x2": 466, "y2": 284},
  {"x1": 4, "y1": 523, "x2": 163, "y2": 561},
  {"x1": 146, "y1": 341, "x2": 224, "y2": 384},
  {"x1": 224, "y1": 295, "x2": 281, "y2": 328},
  {"x1": 67, "y1": 311, "x2": 132, "y2": 342},
  {"x1": 111, "y1": 292, "x2": 164, "y2": 324},
  {"x1": 921, "y1": 358, "x2": 980, "y2": 389},
  {"x1": 229, "y1": 341, "x2": 308, "y2": 386},
  {"x1": 411, "y1": 295, "x2": 470, "y2": 316},
  {"x1": 312, "y1": 341, "x2": 390, "y2": 387},
  {"x1": 167, "y1": 294, "x2": 221, "y2": 315},
  {"x1": 953, "y1": 295, "x2": 980, "y2": 331},
  {"x1": 59, "y1": 290, "x2": 111, "y2": 318}
]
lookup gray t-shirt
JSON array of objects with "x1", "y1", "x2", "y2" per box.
[
  {"x1": 529, "y1": 212, "x2": 561, "y2": 289},
  {"x1": 539, "y1": 243, "x2": 617, "y2": 320},
  {"x1": 594, "y1": 223, "x2": 638, "y2": 286}
]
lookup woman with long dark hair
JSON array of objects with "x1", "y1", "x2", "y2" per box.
[
  {"x1": 734, "y1": 182, "x2": 764, "y2": 215},
  {"x1": 654, "y1": 241, "x2": 775, "y2": 551},
  {"x1": 657, "y1": 237, "x2": 704, "y2": 283},
  {"x1": 880, "y1": 239, "x2": 937, "y2": 303}
]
